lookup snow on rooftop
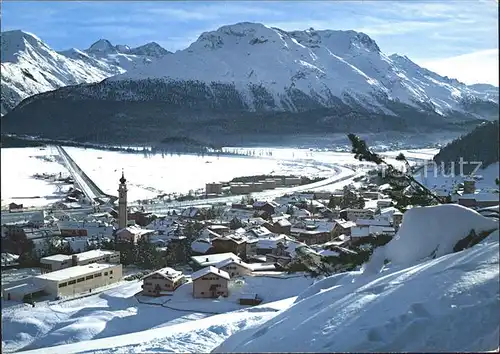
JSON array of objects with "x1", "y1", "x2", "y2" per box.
[
  {"x1": 191, "y1": 252, "x2": 240, "y2": 266},
  {"x1": 40, "y1": 254, "x2": 72, "y2": 263},
  {"x1": 191, "y1": 266, "x2": 230, "y2": 281},
  {"x1": 191, "y1": 240, "x2": 212, "y2": 254},
  {"x1": 75, "y1": 249, "x2": 118, "y2": 261},
  {"x1": 214, "y1": 258, "x2": 252, "y2": 270},
  {"x1": 145, "y1": 267, "x2": 184, "y2": 281},
  {"x1": 35, "y1": 263, "x2": 119, "y2": 282}
]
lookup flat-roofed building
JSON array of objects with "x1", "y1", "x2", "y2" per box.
[
  {"x1": 206, "y1": 182, "x2": 223, "y2": 195},
  {"x1": 40, "y1": 249, "x2": 120, "y2": 273},
  {"x1": 34, "y1": 263, "x2": 122, "y2": 298}
]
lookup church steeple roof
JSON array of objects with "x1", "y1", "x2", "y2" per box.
[{"x1": 119, "y1": 170, "x2": 126, "y2": 184}]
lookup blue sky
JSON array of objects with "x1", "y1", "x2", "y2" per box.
[{"x1": 2, "y1": 0, "x2": 498, "y2": 85}]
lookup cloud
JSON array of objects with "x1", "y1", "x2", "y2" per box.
[
  {"x1": 143, "y1": 2, "x2": 284, "y2": 22},
  {"x1": 416, "y1": 49, "x2": 499, "y2": 86},
  {"x1": 1, "y1": 0, "x2": 497, "y2": 66}
]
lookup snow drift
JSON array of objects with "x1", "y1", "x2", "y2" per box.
[
  {"x1": 215, "y1": 231, "x2": 499, "y2": 353},
  {"x1": 215, "y1": 205, "x2": 499, "y2": 353},
  {"x1": 366, "y1": 204, "x2": 499, "y2": 271}
]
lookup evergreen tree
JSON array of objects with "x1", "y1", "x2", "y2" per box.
[
  {"x1": 327, "y1": 197, "x2": 339, "y2": 209},
  {"x1": 347, "y1": 133, "x2": 442, "y2": 211},
  {"x1": 339, "y1": 185, "x2": 362, "y2": 209}
]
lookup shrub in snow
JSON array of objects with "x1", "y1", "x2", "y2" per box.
[
  {"x1": 288, "y1": 234, "x2": 393, "y2": 277},
  {"x1": 381, "y1": 204, "x2": 498, "y2": 267}
]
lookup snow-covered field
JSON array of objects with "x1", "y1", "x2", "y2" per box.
[
  {"x1": 1, "y1": 144, "x2": 442, "y2": 209},
  {"x1": 63, "y1": 146, "x2": 336, "y2": 202},
  {"x1": 1, "y1": 147, "x2": 68, "y2": 208},
  {"x1": 1, "y1": 273, "x2": 312, "y2": 353}
]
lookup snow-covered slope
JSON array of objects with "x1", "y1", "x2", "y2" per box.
[
  {"x1": 107, "y1": 22, "x2": 497, "y2": 117},
  {"x1": 216, "y1": 205, "x2": 499, "y2": 353},
  {"x1": 62, "y1": 39, "x2": 171, "y2": 71},
  {"x1": 468, "y1": 83, "x2": 499, "y2": 103},
  {"x1": 0, "y1": 31, "x2": 170, "y2": 115}
]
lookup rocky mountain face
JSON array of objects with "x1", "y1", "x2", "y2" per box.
[
  {"x1": 0, "y1": 30, "x2": 170, "y2": 115},
  {"x1": 2, "y1": 23, "x2": 498, "y2": 144}
]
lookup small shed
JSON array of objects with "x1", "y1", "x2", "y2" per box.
[
  {"x1": 239, "y1": 293, "x2": 262, "y2": 306},
  {"x1": 8, "y1": 202, "x2": 23, "y2": 211}
]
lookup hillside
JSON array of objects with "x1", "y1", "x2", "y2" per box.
[
  {"x1": 434, "y1": 120, "x2": 499, "y2": 174},
  {"x1": 216, "y1": 205, "x2": 499, "y2": 353},
  {"x1": 2, "y1": 23, "x2": 498, "y2": 144},
  {"x1": 0, "y1": 30, "x2": 170, "y2": 115}
]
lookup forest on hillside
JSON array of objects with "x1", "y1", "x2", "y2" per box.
[{"x1": 433, "y1": 120, "x2": 499, "y2": 174}]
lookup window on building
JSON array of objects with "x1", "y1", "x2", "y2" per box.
[
  {"x1": 58, "y1": 282, "x2": 67, "y2": 288},
  {"x1": 110, "y1": 270, "x2": 113, "y2": 274},
  {"x1": 77, "y1": 277, "x2": 85, "y2": 283},
  {"x1": 145, "y1": 282, "x2": 152, "y2": 286},
  {"x1": 94, "y1": 273, "x2": 102, "y2": 277},
  {"x1": 68, "y1": 280, "x2": 76, "y2": 285},
  {"x1": 201, "y1": 292, "x2": 204, "y2": 295},
  {"x1": 86, "y1": 275, "x2": 93, "y2": 280},
  {"x1": 104, "y1": 272, "x2": 108, "y2": 276}
]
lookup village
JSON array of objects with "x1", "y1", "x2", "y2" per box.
[{"x1": 2, "y1": 166, "x2": 499, "y2": 308}]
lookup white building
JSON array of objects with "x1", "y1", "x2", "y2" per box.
[
  {"x1": 3, "y1": 263, "x2": 122, "y2": 301},
  {"x1": 40, "y1": 249, "x2": 120, "y2": 273},
  {"x1": 35, "y1": 263, "x2": 122, "y2": 298}
]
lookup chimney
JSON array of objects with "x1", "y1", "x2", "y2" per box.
[{"x1": 71, "y1": 255, "x2": 78, "y2": 266}]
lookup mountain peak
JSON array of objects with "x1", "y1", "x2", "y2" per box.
[
  {"x1": 129, "y1": 42, "x2": 171, "y2": 57},
  {"x1": 1, "y1": 29, "x2": 47, "y2": 63},
  {"x1": 87, "y1": 39, "x2": 117, "y2": 54},
  {"x1": 115, "y1": 44, "x2": 131, "y2": 53}
]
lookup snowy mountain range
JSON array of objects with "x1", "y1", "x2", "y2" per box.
[
  {"x1": 0, "y1": 30, "x2": 171, "y2": 115},
  {"x1": 2, "y1": 23, "x2": 498, "y2": 144}
]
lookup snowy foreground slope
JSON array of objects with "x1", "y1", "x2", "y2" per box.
[
  {"x1": 3, "y1": 274, "x2": 311, "y2": 353},
  {"x1": 0, "y1": 31, "x2": 169, "y2": 115},
  {"x1": 13, "y1": 205, "x2": 500, "y2": 354},
  {"x1": 217, "y1": 205, "x2": 499, "y2": 353}
]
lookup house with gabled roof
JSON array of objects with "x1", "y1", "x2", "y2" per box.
[
  {"x1": 213, "y1": 258, "x2": 253, "y2": 278},
  {"x1": 191, "y1": 266, "x2": 230, "y2": 298},
  {"x1": 332, "y1": 219, "x2": 356, "y2": 238},
  {"x1": 190, "y1": 252, "x2": 240, "y2": 269},
  {"x1": 142, "y1": 267, "x2": 186, "y2": 297}
]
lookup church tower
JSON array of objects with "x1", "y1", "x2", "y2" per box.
[{"x1": 118, "y1": 170, "x2": 128, "y2": 229}]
